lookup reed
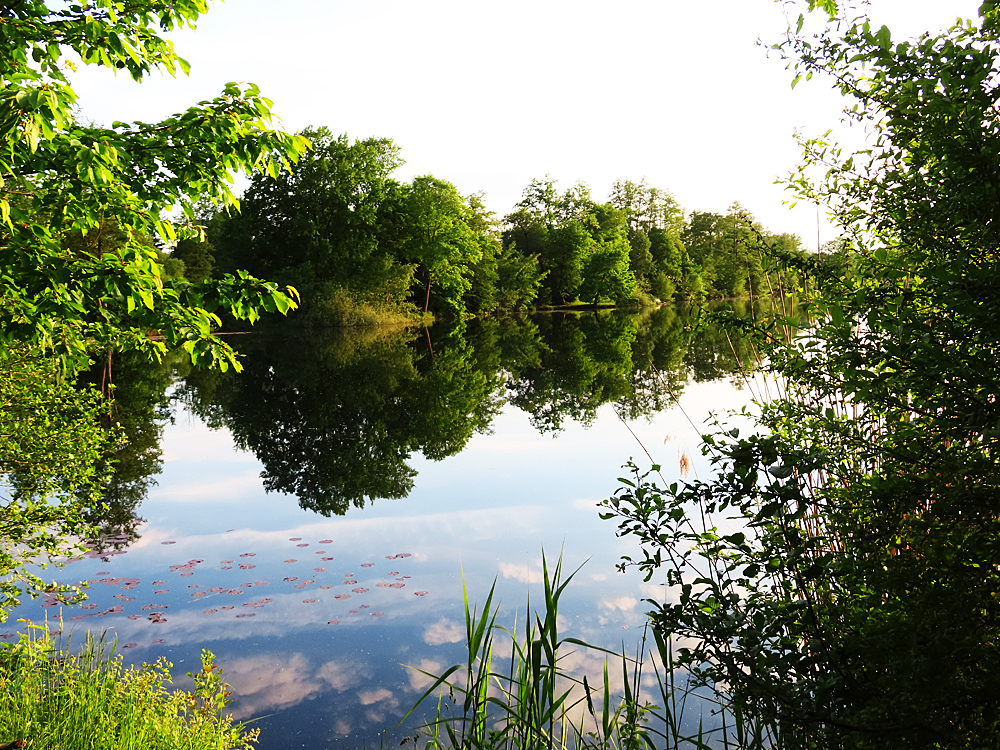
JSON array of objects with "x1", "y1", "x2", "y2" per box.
[
  {"x1": 404, "y1": 554, "x2": 773, "y2": 750},
  {"x1": 0, "y1": 619, "x2": 258, "y2": 750}
]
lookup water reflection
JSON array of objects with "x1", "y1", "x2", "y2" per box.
[
  {"x1": 506, "y1": 303, "x2": 760, "y2": 431},
  {"x1": 76, "y1": 351, "x2": 174, "y2": 550},
  {"x1": 7, "y1": 301, "x2": 781, "y2": 747},
  {"x1": 85, "y1": 304, "x2": 768, "y2": 522},
  {"x1": 56, "y1": 302, "x2": 777, "y2": 545},
  {"x1": 175, "y1": 324, "x2": 502, "y2": 515}
]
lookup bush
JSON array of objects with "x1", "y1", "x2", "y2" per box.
[
  {"x1": 0, "y1": 622, "x2": 258, "y2": 750},
  {"x1": 602, "y1": 5, "x2": 1000, "y2": 747}
]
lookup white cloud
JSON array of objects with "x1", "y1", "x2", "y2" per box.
[
  {"x1": 358, "y1": 687, "x2": 395, "y2": 706},
  {"x1": 639, "y1": 583, "x2": 681, "y2": 605},
  {"x1": 221, "y1": 653, "x2": 322, "y2": 718},
  {"x1": 423, "y1": 618, "x2": 464, "y2": 645},
  {"x1": 318, "y1": 660, "x2": 369, "y2": 692},
  {"x1": 148, "y1": 473, "x2": 263, "y2": 503},
  {"x1": 159, "y1": 421, "x2": 249, "y2": 464},
  {"x1": 490, "y1": 631, "x2": 515, "y2": 658},
  {"x1": 599, "y1": 596, "x2": 638, "y2": 612},
  {"x1": 358, "y1": 688, "x2": 401, "y2": 724},
  {"x1": 498, "y1": 562, "x2": 543, "y2": 584},
  {"x1": 406, "y1": 659, "x2": 444, "y2": 692}
]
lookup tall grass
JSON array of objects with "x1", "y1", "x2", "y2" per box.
[
  {"x1": 0, "y1": 619, "x2": 258, "y2": 750},
  {"x1": 404, "y1": 554, "x2": 778, "y2": 749}
]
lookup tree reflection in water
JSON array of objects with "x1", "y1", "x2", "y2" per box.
[{"x1": 96, "y1": 302, "x2": 784, "y2": 522}]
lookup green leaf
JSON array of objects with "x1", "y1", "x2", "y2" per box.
[
  {"x1": 767, "y1": 464, "x2": 794, "y2": 479},
  {"x1": 877, "y1": 24, "x2": 892, "y2": 50}
]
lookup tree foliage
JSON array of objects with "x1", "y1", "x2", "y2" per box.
[
  {"x1": 170, "y1": 306, "x2": 755, "y2": 515},
  {"x1": 380, "y1": 175, "x2": 484, "y2": 316},
  {"x1": 1, "y1": 0, "x2": 308, "y2": 371},
  {"x1": 502, "y1": 179, "x2": 643, "y2": 306},
  {"x1": 0, "y1": 347, "x2": 110, "y2": 620},
  {"x1": 501, "y1": 178, "x2": 806, "y2": 307},
  {"x1": 213, "y1": 151, "x2": 814, "y2": 320},
  {"x1": 602, "y1": 4, "x2": 1000, "y2": 746},
  {"x1": 215, "y1": 127, "x2": 522, "y2": 320},
  {"x1": 1, "y1": 0, "x2": 307, "y2": 616},
  {"x1": 171, "y1": 238, "x2": 215, "y2": 284}
]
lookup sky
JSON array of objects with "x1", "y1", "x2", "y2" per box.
[{"x1": 69, "y1": 0, "x2": 981, "y2": 246}]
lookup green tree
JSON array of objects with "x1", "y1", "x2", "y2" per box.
[
  {"x1": 543, "y1": 221, "x2": 591, "y2": 304},
  {"x1": 493, "y1": 242, "x2": 545, "y2": 310},
  {"x1": 503, "y1": 179, "x2": 604, "y2": 306},
  {"x1": 513, "y1": 177, "x2": 561, "y2": 226},
  {"x1": 171, "y1": 237, "x2": 216, "y2": 283},
  {"x1": 216, "y1": 127, "x2": 410, "y2": 322},
  {"x1": 464, "y1": 192, "x2": 545, "y2": 314},
  {"x1": 603, "y1": 3, "x2": 1000, "y2": 747},
  {"x1": 159, "y1": 252, "x2": 186, "y2": 280},
  {"x1": 627, "y1": 229, "x2": 654, "y2": 292},
  {"x1": 683, "y1": 206, "x2": 766, "y2": 298},
  {"x1": 515, "y1": 176, "x2": 596, "y2": 227},
  {"x1": 578, "y1": 227, "x2": 639, "y2": 306},
  {"x1": 646, "y1": 226, "x2": 686, "y2": 299},
  {"x1": 381, "y1": 175, "x2": 483, "y2": 316},
  {"x1": 464, "y1": 193, "x2": 501, "y2": 314},
  {"x1": 0, "y1": 0, "x2": 306, "y2": 616},
  {"x1": 610, "y1": 178, "x2": 684, "y2": 235},
  {"x1": 1, "y1": 1, "x2": 306, "y2": 370},
  {"x1": 0, "y1": 347, "x2": 110, "y2": 618},
  {"x1": 610, "y1": 179, "x2": 691, "y2": 300}
]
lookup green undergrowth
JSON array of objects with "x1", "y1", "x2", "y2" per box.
[{"x1": 0, "y1": 620, "x2": 258, "y2": 750}]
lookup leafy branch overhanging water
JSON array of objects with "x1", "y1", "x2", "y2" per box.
[{"x1": 600, "y1": 3, "x2": 1000, "y2": 747}]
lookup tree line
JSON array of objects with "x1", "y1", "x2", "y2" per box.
[{"x1": 174, "y1": 127, "x2": 838, "y2": 324}]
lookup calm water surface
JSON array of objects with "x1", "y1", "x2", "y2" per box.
[{"x1": 8, "y1": 307, "x2": 760, "y2": 748}]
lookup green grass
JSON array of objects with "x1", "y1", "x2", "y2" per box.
[
  {"x1": 0, "y1": 620, "x2": 258, "y2": 750},
  {"x1": 403, "y1": 553, "x2": 781, "y2": 750}
]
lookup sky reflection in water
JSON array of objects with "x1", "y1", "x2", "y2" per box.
[{"x1": 8, "y1": 312, "x2": 761, "y2": 748}]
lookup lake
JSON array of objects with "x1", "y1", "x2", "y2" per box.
[{"x1": 6, "y1": 305, "x2": 762, "y2": 748}]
